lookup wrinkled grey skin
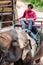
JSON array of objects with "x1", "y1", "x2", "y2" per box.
[{"x1": 0, "y1": 27, "x2": 32, "y2": 65}]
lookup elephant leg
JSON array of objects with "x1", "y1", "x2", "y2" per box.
[
  {"x1": 14, "y1": 59, "x2": 22, "y2": 65},
  {"x1": 10, "y1": 63, "x2": 14, "y2": 65},
  {"x1": 22, "y1": 59, "x2": 33, "y2": 65},
  {"x1": 26, "y1": 59, "x2": 33, "y2": 65},
  {"x1": 4, "y1": 62, "x2": 14, "y2": 65}
]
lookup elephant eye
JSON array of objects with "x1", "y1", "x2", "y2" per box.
[
  {"x1": 12, "y1": 39, "x2": 18, "y2": 43},
  {"x1": 11, "y1": 39, "x2": 19, "y2": 47}
]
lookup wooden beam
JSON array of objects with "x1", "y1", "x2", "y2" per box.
[{"x1": 0, "y1": 1, "x2": 11, "y2": 5}]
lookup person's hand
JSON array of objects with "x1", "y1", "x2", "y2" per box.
[
  {"x1": 15, "y1": 18, "x2": 19, "y2": 21},
  {"x1": 26, "y1": 18, "x2": 34, "y2": 21}
]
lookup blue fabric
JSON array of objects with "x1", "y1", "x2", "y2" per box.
[
  {"x1": 20, "y1": 20, "x2": 26, "y2": 29},
  {"x1": 20, "y1": 19, "x2": 40, "y2": 44},
  {"x1": 30, "y1": 32, "x2": 40, "y2": 44},
  {"x1": 27, "y1": 19, "x2": 34, "y2": 30},
  {"x1": 20, "y1": 19, "x2": 34, "y2": 30}
]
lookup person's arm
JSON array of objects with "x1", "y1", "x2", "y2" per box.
[
  {"x1": 19, "y1": 11, "x2": 26, "y2": 19},
  {"x1": 32, "y1": 12, "x2": 36, "y2": 20},
  {"x1": 15, "y1": 11, "x2": 26, "y2": 21}
]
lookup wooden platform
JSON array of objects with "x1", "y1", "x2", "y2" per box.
[
  {"x1": 0, "y1": 1, "x2": 11, "y2": 5},
  {"x1": 0, "y1": 0, "x2": 12, "y2": 12},
  {"x1": 0, "y1": 0, "x2": 15, "y2": 29}
]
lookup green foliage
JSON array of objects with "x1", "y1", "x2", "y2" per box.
[
  {"x1": 35, "y1": 2, "x2": 41, "y2": 7},
  {"x1": 23, "y1": 0, "x2": 29, "y2": 2},
  {"x1": 30, "y1": 0, "x2": 36, "y2": 4},
  {"x1": 23, "y1": 0, "x2": 43, "y2": 7}
]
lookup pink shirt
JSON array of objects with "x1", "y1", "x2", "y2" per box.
[{"x1": 19, "y1": 10, "x2": 36, "y2": 20}]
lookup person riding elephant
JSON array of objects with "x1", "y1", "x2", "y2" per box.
[{"x1": 15, "y1": 3, "x2": 40, "y2": 46}]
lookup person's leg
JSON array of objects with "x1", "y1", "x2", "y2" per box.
[
  {"x1": 20, "y1": 19, "x2": 29, "y2": 32},
  {"x1": 30, "y1": 32, "x2": 40, "y2": 45},
  {"x1": 27, "y1": 19, "x2": 34, "y2": 30},
  {"x1": 20, "y1": 19, "x2": 26, "y2": 29}
]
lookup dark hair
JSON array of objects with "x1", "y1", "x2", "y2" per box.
[{"x1": 28, "y1": 4, "x2": 33, "y2": 9}]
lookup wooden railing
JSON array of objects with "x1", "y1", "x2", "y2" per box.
[{"x1": 0, "y1": 0, "x2": 16, "y2": 29}]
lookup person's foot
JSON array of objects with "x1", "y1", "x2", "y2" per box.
[{"x1": 24, "y1": 29, "x2": 31, "y2": 33}]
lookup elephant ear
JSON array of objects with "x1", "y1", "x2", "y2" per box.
[{"x1": 0, "y1": 33, "x2": 12, "y2": 50}]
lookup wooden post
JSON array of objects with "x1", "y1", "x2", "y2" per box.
[{"x1": 14, "y1": 0, "x2": 18, "y2": 23}]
